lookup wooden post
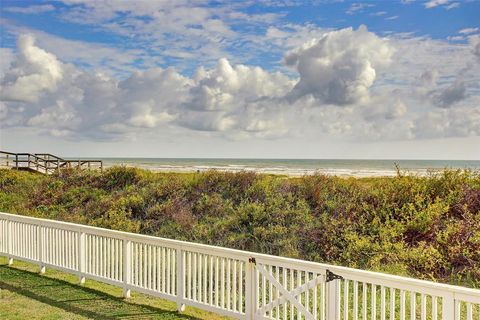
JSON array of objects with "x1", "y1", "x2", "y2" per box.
[
  {"x1": 6, "y1": 154, "x2": 9, "y2": 167},
  {"x1": 123, "y1": 239, "x2": 131, "y2": 298},
  {"x1": 7, "y1": 220, "x2": 13, "y2": 265},
  {"x1": 176, "y1": 249, "x2": 185, "y2": 312},
  {"x1": 245, "y1": 258, "x2": 255, "y2": 319},
  {"x1": 442, "y1": 293, "x2": 455, "y2": 320},
  {"x1": 327, "y1": 279, "x2": 340, "y2": 320},
  {"x1": 15, "y1": 154, "x2": 18, "y2": 169},
  {"x1": 78, "y1": 232, "x2": 86, "y2": 284},
  {"x1": 39, "y1": 225, "x2": 45, "y2": 274}
]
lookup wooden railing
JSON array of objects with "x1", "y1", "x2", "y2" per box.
[
  {"x1": 0, "y1": 151, "x2": 102, "y2": 174},
  {"x1": 0, "y1": 212, "x2": 479, "y2": 319}
]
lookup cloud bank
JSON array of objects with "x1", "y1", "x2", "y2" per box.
[{"x1": 1, "y1": 27, "x2": 480, "y2": 143}]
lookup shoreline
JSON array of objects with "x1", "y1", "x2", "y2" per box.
[{"x1": 101, "y1": 163, "x2": 445, "y2": 178}]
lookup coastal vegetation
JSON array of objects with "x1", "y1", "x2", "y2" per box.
[{"x1": 0, "y1": 167, "x2": 479, "y2": 288}]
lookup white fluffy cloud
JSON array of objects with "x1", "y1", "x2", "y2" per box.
[
  {"x1": 1, "y1": 29, "x2": 479, "y2": 143},
  {"x1": 176, "y1": 58, "x2": 295, "y2": 137},
  {"x1": 0, "y1": 35, "x2": 63, "y2": 102},
  {"x1": 186, "y1": 58, "x2": 293, "y2": 111},
  {"x1": 0, "y1": 34, "x2": 293, "y2": 139},
  {"x1": 284, "y1": 26, "x2": 394, "y2": 105}
]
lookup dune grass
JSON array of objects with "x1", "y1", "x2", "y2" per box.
[{"x1": 0, "y1": 256, "x2": 226, "y2": 320}]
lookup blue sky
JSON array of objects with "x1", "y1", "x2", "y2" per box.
[
  {"x1": 0, "y1": 1, "x2": 479, "y2": 159},
  {"x1": 2, "y1": 0, "x2": 479, "y2": 73}
]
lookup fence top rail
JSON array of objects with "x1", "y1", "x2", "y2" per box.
[{"x1": 1, "y1": 211, "x2": 479, "y2": 299}]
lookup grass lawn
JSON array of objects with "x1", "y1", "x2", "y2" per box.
[{"x1": 0, "y1": 256, "x2": 226, "y2": 320}]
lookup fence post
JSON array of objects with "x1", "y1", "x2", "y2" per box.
[
  {"x1": 39, "y1": 225, "x2": 45, "y2": 274},
  {"x1": 78, "y1": 231, "x2": 86, "y2": 284},
  {"x1": 7, "y1": 220, "x2": 13, "y2": 265},
  {"x1": 15, "y1": 154, "x2": 18, "y2": 170},
  {"x1": 442, "y1": 294, "x2": 455, "y2": 320},
  {"x1": 245, "y1": 258, "x2": 255, "y2": 319},
  {"x1": 176, "y1": 248, "x2": 185, "y2": 312},
  {"x1": 327, "y1": 279, "x2": 340, "y2": 320},
  {"x1": 123, "y1": 239, "x2": 131, "y2": 298}
]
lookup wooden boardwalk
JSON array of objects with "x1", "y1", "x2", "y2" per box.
[{"x1": 0, "y1": 151, "x2": 102, "y2": 174}]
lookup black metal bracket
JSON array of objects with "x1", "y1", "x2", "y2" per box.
[
  {"x1": 249, "y1": 257, "x2": 256, "y2": 264},
  {"x1": 325, "y1": 269, "x2": 343, "y2": 282}
]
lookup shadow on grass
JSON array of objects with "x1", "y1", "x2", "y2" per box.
[{"x1": 0, "y1": 264, "x2": 199, "y2": 320}]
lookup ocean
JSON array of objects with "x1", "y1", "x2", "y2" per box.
[{"x1": 97, "y1": 158, "x2": 480, "y2": 177}]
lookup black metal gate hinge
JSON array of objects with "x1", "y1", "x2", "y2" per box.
[
  {"x1": 249, "y1": 257, "x2": 256, "y2": 264},
  {"x1": 326, "y1": 269, "x2": 343, "y2": 282}
]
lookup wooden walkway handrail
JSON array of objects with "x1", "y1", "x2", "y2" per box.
[
  {"x1": 0, "y1": 150, "x2": 18, "y2": 156},
  {"x1": 62, "y1": 159, "x2": 103, "y2": 163},
  {"x1": 34, "y1": 153, "x2": 65, "y2": 161}
]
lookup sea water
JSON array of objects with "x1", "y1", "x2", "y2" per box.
[{"x1": 92, "y1": 158, "x2": 480, "y2": 177}]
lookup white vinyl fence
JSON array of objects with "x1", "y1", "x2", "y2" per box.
[{"x1": 0, "y1": 212, "x2": 479, "y2": 320}]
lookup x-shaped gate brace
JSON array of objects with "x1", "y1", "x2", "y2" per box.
[{"x1": 254, "y1": 264, "x2": 317, "y2": 319}]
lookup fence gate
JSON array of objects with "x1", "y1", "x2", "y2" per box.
[{"x1": 252, "y1": 257, "x2": 338, "y2": 320}]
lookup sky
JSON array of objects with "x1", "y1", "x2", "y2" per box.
[{"x1": 0, "y1": 0, "x2": 479, "y2": 159}]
